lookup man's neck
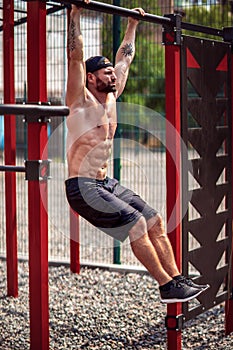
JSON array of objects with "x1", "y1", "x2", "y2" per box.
[{"x1": 88, "y1": 87, "x2": 112, "y2": 105}]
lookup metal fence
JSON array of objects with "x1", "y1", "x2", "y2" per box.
[{"x1": 0, "y1": 0, "x2": 232, "y2": 267}]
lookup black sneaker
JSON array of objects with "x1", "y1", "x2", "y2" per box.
[
  {"x1": 179, "y1": 277, "x2": 210, "y2": 291},
  {"x1": 159, "y1": 280, "x2": 205, "y2": 304}
]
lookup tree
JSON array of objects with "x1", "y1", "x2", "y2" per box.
[
  {"x1": 182, "y1": 2, "x2": 232, "y2": 37},
  {"x1": 101, "y1": 1, "x2": 230, "y2": 113}
]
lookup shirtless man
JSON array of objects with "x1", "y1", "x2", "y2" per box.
[{"x1": 65, "y1": 1, "x2": 208, "y2": 303}]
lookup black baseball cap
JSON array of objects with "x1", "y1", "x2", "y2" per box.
[{"x1": 85, "y1": 56, "x2": 113, "y2": 73}]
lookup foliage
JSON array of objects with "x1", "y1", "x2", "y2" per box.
[
  {"x1": 100, "y1": 1, "x2": 232, "y2": 114},
  {"x1": 182, "y1": 3, "x2": 233, "y2": 39}
]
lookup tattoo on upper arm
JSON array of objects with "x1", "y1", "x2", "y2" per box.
[
  {"x1": 121, "y1": 43, "x2": 134, "y2": 57},
  {"x1": 69, "y1": 20, "x2": 76, "y2": 51}
]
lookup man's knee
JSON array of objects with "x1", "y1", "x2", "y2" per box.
[
  {"x1": 128, "y1": 216, "x2": 147, "y2": 242},
  {"x1": 148, "y1": 214, "x2": 165, "y2": 236}
]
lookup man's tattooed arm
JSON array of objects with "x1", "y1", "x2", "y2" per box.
[
  {"x1": 68, "y1": 19, "x2": 76, "y2": 52},
  {"x1": 121, "y1": 43, "x2": 134, "y2": 57},
  {"x1": 66, "y1": 6, "x2": 86, "y2": 107},
  {"x1": 68, "y1": 10, "x2": 84, "y2": 61}
]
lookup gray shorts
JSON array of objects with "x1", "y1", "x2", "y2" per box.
[{"x1": 65, "y1": 176, "x2": 157, "y2": 242}]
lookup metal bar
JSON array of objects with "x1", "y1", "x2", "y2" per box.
[
  {"x1": 3, "y1": 0, "x2": 18, "y2": 299},
  {"x1": 57, "y1": 0, "x2": 223, "y2": 37},
  {"x1": 0, "y1": 104, "x2": 69, "y2": 117},
  {"x1": 181, "y1": 20, "x2": 223, "y2": 37},
  {"x1": 0, "y1": 6, "x2": 26, "y2": 14},
  {"x1": 27, "y1": 1, "x2": 49, "y2": 349},
  {"x1": 19, "y1": 0, "x2": 225, "y2": 37},
  {"x1": 16, "y1": 0, "x2": 225, "y2": 38},
  {"x1": 51, "y1": 0, "x2": 172, "y2": 25},
  {"x1": 165, "y1": 36, "x2": 182, "y2": 350},
  {"x1": 0, "y1": 165, "x2": 26, "y2": 172},
  {"x1": 70, "y1": 210, "x2": 80, "y2": 274},
  {"x1": 0, "y1": 4, "x2": 66, "y2": 32}
]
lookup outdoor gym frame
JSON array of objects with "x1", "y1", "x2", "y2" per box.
[
  {"x1": 2, "y1": 1, "x2": 233, "y2": 350},
  {"x1": 1, "y1": 104, "x2": 69, "y2": 350}
]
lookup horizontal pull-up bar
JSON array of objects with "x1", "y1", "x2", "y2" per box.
[
  {"x1": 0, "y1": 104, "x2": 69, "y2": 117},
  {"x1": 67, "y1": 0, "x2": 171, "y2": 25},
  {"x1": 0, "y1": 160, "x2": 51, "y2": 180},
  {"x1": 0, "y1": 165, "x2": 26, "y2": 173},
  {"x1": 31, "y1": 0, "x2": 172, "y2": 25},
  {"x1": 52, "y1": 0, "x2": 223, "y2": 38}
]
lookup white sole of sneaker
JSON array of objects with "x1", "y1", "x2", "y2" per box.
[
  {"x1": 200, "y1": 284, "x2": 210, "y2": 291},
  {"x1": 160, "y1": 288, "x2": 204, "y2": 304},
  {"x1": 189, "y1": 284, "x2": 210, "y2": 292},
  {"x1": 189, "y1": 283, "x2": 210, "y2": 291}
]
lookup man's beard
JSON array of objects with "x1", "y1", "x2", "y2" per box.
[{"x1": 96, "y1": 76, "x2": 116, "y2": 93}]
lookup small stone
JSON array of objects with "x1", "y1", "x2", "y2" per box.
[{"x1": 0, "y1": 262, "x2": 232, "y2": 349}]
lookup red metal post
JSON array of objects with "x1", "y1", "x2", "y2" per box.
[
  {"x1": 3, "y1": 0, "x2": 18, "y2": 297},
  {"x1": 165, "y1": 41, "x2": 182, "y2": 349},
  {"x1": 225, "y1": 51, "x2": 233, "y2": 336},
  {"x1": 27, "y1": 1, "x2": 49, "y2": 349},
  {"x1": 70, "y1": 210, "x2": 80, "y2": 274},
  {"x1": 66, "y1": 7, "x2": 81, "y2": 273}
]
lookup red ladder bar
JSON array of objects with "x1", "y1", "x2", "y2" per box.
[
  {"x1": 3, "y1": 0, "x2": 18, "y2": 298},
  {"x1": 165, "y1": 36, "x2": 182, "y2": 350},
  {"x1": 70, "y1": 210, "x2": 80, "y2": 274},
  {"x1": 27, "y1": 1, "x2": 49, "y2": 349}
]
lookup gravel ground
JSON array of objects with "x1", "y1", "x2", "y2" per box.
[{"x1": 0, "y1": 260, "x2": 232, "y2": 350}]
